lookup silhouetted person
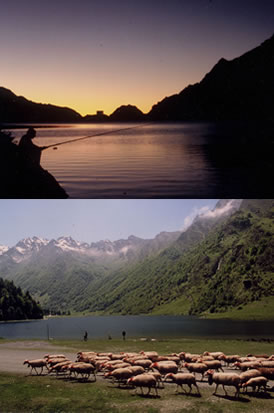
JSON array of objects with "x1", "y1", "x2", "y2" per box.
[
  {"x1": 18, "y1": 127, "x2": 47, "y2": 168},
  {"x1": 122, "y1": 330, "x2": 126, "y2": 341},
  {"x1": 84, "y1": 331, "x2": 88, "y2": 341}
]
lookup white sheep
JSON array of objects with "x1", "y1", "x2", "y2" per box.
[
  {"x1": 218, "y1": 354, "x2": 240, "y2": 366},
  {"x1": 206, "y1": 370, "x2": 241, "y2": 397},
  {"x1": 164, "y1": 372, "x2": 200, "y2": 394},
  {"x1": 242, "y1": 376, "x2": 268, "y2": 392},
  {"x1": 233, "y1": 361, "x2": 261, "y2": 371},
  {"x1": 47, "y1": 360, "x2": 71, "y2": 376},
  {"x1": 203, "y1": 360, "x2": 224, "y2": 372},
  {"x1": 132, "y1": 359, "x2": 153, "y2": 369},
  {"x1": 129, "y1": 366, "x2": 145, "y2": 376},
  {"x1": 127, "y1": 373, "x2": 158, "y2": 396},
  {"x1": 256, "y1": 367, "x2": 274, "y2": 380},
  {"x1": 184, "y1": 362, "x2": 208, "y2": 380},
  {"x1": 151, "y1": 361, "x2": 178, "y2": 375},
  {"x1": 23, "y1": 359, "x2": 48, "y2": 375},
  {"x1": 239, "y1": 369, "x2": 262, "y2": 388},
  {"x1": 68, "y1": 362, "x2": 96, "y2": 381},
  {"x1": 259, "y1": 361, "x2": 274, "y2": 368},
  {"x1": 104, "y1": 367, "x2": 133, "y2": 386},
  {"x1": 203, "y1": 351, "x2": 225, "y2": 359}
]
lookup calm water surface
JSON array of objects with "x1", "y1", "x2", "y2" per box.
[
  {"x1": 9, "y1": 122, "x2": 274, "y2": 198},
  {"x1": 1, "y1": 315, "x2": 273, "y2": 340}
]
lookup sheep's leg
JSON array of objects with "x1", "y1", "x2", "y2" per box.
[
  {"x1": 235, "y1": 386, "x2": 239, "y2": 397},
  {"x1": 213, "y1": 383, "x2": 219, "y2": 395},
  {"x1": 222, "y1": 384, "x2": 227, "y2": 395},
  {"x1": 195, "y1": 383, "x2": 200, "y2": 395},
  {"x1": 187, "y1": 384, "x2": 192, "y2": 394},
  {"x1": 154, "y1": 386, "x2": 158, "y2": 396}
]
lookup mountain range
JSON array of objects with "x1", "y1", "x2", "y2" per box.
[
  {"x1": 1, "y1": 34, "x2": 274, "y2": 123},
  {"x1": 1, "y1": 199, "x2": 273, "y2": 319},
  {"x1": 1, "y1": 198, "x2": 263, "y2": 315}
]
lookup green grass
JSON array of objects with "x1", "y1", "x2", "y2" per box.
[
  {"x1": 203, "y1": 296, "x2": 274, "y2": 320},
  {"x1": 51, "y1": 337, "x2": 274, "y2": 356},
  {"x1": 1, "y1": 338, "x2": 274, "y2": 412},
  {"x1": 0, "y1": 371, "x2": 273, "y2": 413},
  {"x1": 2, "y1": 337, "x2": 272, "y2": 358}
]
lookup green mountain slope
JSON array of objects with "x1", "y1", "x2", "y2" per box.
[{"x1": 83, "y1": 200, "x2": 274, "y2": 317}]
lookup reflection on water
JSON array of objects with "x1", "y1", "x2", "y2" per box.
[
  {"x1": 9, "y1": 122, "x2": 274, "y2": 198},
  {"x1": 1, "y1": 315, "x2": 274, "y2": 340}
]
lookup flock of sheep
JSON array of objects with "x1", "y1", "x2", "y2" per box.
[{"x1": 23, "y1": 349, "x2": 274, "y2": 399}]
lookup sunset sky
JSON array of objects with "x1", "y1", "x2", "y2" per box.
[{"x1": 1, "y1": 0, "x2": 273, "y2": 115}]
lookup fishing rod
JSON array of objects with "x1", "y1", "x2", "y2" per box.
[{"x1": 43, "y1": 123, "x2": 151, "y2": 150}]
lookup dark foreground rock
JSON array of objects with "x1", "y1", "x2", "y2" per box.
[{"x1": 0, "y1": 134, "x2": 68, "y2": 198}]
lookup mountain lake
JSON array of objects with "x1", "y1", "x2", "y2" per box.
[
  {"x1": 1, "y1": 315, "x2": 274, "y2": 340},
  {"x1": 8, "y1": 121, "x2": 274, "y2": 198}
]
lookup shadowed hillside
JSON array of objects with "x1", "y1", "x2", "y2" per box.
[
  {"x1": 149, "y1": 35, "x2": 274, "y2": 121},
  {"x1": 0, "y1": 87, "x2": 81, "y2": 123}
]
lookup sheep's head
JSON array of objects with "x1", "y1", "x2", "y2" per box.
[
  {"x1": 23, "y1": 360, "x2": 29, "y2": 365},
  {"x1": 205, "y1": 369, "x2": 214, "y2": 385},
  {"x1": 164, "y1": 373, "x2": 174, "y2": 382}
]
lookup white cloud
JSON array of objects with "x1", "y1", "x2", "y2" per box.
[
  {"x1": 181, "y1": 200, "x2": 236, "y2": 231},
  {"x1": 200, "y1": 200, "x2": 235, "y2": 219},
  {"x1": 181, "y1": 205, "x2": 211, "y2": 231}
]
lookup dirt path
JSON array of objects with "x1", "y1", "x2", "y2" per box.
[{"x1": 0, "y1": 341, "x2": 77, "y2": 374}]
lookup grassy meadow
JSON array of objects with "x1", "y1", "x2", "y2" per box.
[{"x1": 0, "y1": 338, "x2": 273, "y2": 412}]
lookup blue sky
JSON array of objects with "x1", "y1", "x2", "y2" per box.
[{"x1": 0, "y1": 199, "x2": 218, "y2": 246}]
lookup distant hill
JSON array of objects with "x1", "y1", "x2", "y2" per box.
[
  {"x1": 109, "y1": 105, "x2": 145, "y2": 122},
  {"x1": 149, "y1": 35, "x2": 274, "y2": 121},
  {"x1": 0, "y1": 87, "x2": 82, "y2": 123},
  {"x1": 0, "y1": 277, "x2": 43, "y2": 321}
]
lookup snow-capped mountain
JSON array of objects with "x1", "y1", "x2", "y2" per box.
[
  {"x1": 0, "y1": 245, "x2": 8, "y2": 255},
  {"x1": 0, "y1": 199, "x2": 243, "y2": 266},
  {"x1": 0, "y1": 232, "x2": 180, "y2": 265},
  {"x1": 4, "y1": 236, "x2": 49, "y2": 263}
]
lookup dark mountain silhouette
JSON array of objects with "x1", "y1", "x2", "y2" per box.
[
  {"x1": 149, "y1": 34, "x2": 274, "y2": 121},
  {"x1": 0, "y1": 87, "x2": 82, "y2": 123},
  {"x1": 83, "y1": 112, "x2": 109, "y2": 123},
  {"x1": 109, "y1": 105, "x2": 145, "y2": 122}
]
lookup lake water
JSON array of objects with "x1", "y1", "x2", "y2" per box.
[
  {"x1": 9, "y1": 122, "x2": 274, "y2": 198},
  {"x1": 1, "y1": 315, "x2": 273, "y2": 340}
]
